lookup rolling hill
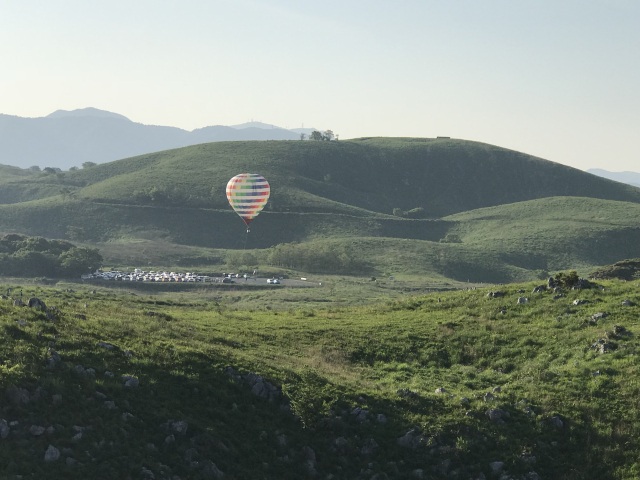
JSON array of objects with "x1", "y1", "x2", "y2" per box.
[{"x1": 1, "y1": 138, "x2": 639, "y2": 282}]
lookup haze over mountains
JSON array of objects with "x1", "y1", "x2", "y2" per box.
[
  {"x1": 0, "y1": 108, "x2": 314, "y2": 170},
  {"x1": 587, "y1": 169, "x2": 640, "y2": 188}
]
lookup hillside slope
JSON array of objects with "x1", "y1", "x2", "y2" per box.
[
  {"x1": 1, "y1": 278, "x2": 640, "y2": 478},
  {"x1": 3, "y1": 138, "x2": 640, "y2": 216},
  {"x1": 1, "y1": 138, "x2": 639, "y2": 281}
]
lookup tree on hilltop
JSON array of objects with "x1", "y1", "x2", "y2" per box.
[{"x1": 310, "y1": 130, "x2": 336, "y2": 141}]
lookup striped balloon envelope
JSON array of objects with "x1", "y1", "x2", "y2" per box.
[{"x1": 226, "y1": 173, "x2": 271, "y2": 228}]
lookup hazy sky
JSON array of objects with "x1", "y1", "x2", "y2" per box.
[{"x1": 1, "y1": 0, "x2": 638, "y2": 171}]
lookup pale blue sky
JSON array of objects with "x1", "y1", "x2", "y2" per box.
[{"x1": 1, "y1": 0, "x2": 638, "y2": 171}]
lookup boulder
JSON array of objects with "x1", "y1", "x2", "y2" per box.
[
  {"x1": 28, "y1": 297, "x2": 47, "y2": 310},
  {"x1": 44, "y1": 445, "x2": 60, "y2": 462}
]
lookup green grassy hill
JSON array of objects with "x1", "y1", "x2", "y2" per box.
[
  {"x1": 1, "y1": 277, "x2": 640, "y2": 479},
  {"x1": 1, "y1": 138, "x2": 639, "y2": 282}
]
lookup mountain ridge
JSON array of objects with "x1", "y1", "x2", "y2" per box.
[
  {"x1": 587, "y1": 168, "x2": 640, "y2": 188},
  {"x1": 0, "y1": 108, "x2": 319, "y2": 169}
]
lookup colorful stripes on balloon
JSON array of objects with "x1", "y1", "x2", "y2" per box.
[{"x1": 226, "y1": 173, "x2": 271, "y2": 226}]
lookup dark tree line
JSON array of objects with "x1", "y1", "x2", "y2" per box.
[
  {"x1": 0, "y1": 234, "x2": 102, "y2": 278},
  {"x1": 267, "y1": 242, "x2": 368, "y2": 274}
]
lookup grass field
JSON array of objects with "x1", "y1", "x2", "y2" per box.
[{"x1": 1, "y1": 274, "x2": 640, "y2": 479}]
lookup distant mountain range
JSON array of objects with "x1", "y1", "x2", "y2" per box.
[
  {"x1": 0, "y1": 108, "x2": 316, "y2": 170},
  {"x1": 587, "y1": 169, "x2": 640, "y2": 188}
]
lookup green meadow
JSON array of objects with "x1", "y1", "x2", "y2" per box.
[{"x1": 1, "y1": 274, "x2": 639, "y2": 479}]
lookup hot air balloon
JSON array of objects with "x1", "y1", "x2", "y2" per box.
[{"x1": 226, "y1": 173, "x2": 270, "y2": 231}]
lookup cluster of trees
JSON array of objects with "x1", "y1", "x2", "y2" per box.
[
  {"x1": 225, "y1": 242, "x2": 369, "y2": 274},
  {"x1": 308, "y1": 130, "x2": 336, "y2": 141},
  {"x1": 267, "y1": 242, "x2": 368, "y2": 274},
  {"x1": 0, "y1": 234, "x2": 102, "y2": 278}
]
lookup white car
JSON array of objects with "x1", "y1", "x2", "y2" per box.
[{"x1": 267, "y1": 278, "x2": 280, "y2": 284}]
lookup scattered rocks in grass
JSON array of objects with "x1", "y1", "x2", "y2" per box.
[
  {"x1": 573, "y1": 299, "x2": 589, "y2": 305},
  {"x1": 622, "y1": 299, "x2": 636, "y2": 307},
  {"x1": 532, "y1": 285, "x2": 546, "y2": 293},
  {"x1": 170, "y1": 420, "x2": 188, "y2": 435},
  {"x1": 486, "y1": 408, "x2": 509, "y2": 423},
  {"x1": 44, "y1": 444, "x2": 60, "y2": 462},
  {"x1": 332, "y1": 436, "x2": 349, "y2": 454},
  {"x1": 6, "y1": 385, "x2": 30, "y2": 405},
  {"x1": 483, "y1": 392, "x2": 495, "y2": 402},
  {"x1": 46, "y1": 349, "x2": 62, "y2": 369},
  {"x1": 397, "y1": 428, "x2": 427, "y2": 449},
  {"x1": 74, "y1": 364, "x2": 95, "y2": 377},
  {"x1": 574, "y1": 278, "x2": 596, "y2": 289},
  {"x1": 140, "y1": 466, "x2": 155, "y2": 479},
  {"x1": 45, "y1": 306, "x2": 60, "y2": 321},
  {"x1": 121, "y1": 412, "x2": 134, "y2": 422},
  {"x1": 360, "y1": 438, "x2": 379, "y2": 456},
  {"x1": 489, "y1": 461, "x2": 504, "y2": 474},
  {"x1": 97, "y1": 341, "x2": 116, "y2": 350},
  {"x1": 434, "y1": 387, "x2": 447, "y2": 394},
  {"x1": 122, "y1": 375, "x2": 140, "y2": 388},
  {"x1": 30, "y1": 425, "x2": 45, "y2": 436},
  {"x1": 226, "y1": 368, "x2": 282, "y2": 402},
  {"x1": 376, "y1": 413, "x2": 388, "y2": 424},
  {"x1": 397, "y1": 388, "x2": 419, "y2": 398},
  {"x1": 591, "y1": 312, "x2": 609, "y2": 322},
  {"x1": 549, "y1": 416, "x2": 564, "y2": 429},
  {"x1": 199, "y1": 459, "x2": 224, "y2": 479},
  {"x1": 553, "y1": 293, "x2": 564, "y2": 300},
  {"x1": 591, "y1": 338, "x2": 616, "y2": 353},
  {"x1": 13, "y1": 298, "x2": 24, "y2": 307},
  {"x1": 486, "y1": 291, "x2": 505, "y2": 298},
  {"x1": 607, "y1": 325, "x2": 631, "y2": 340},
  {"x1": 517, "y1": 297, "x2": 529, "y2": 304},
  {"x1": 28, "y1": 296, "x2": 47, "y2": 309},
  {"x1": 250, "y1": 376, "x2": 280, "y2": 401},
  {"x1": 0, "y1": 419, "x2": 10, "y2": 439},
  {"x1": 351, "y1": 407, "x2": 369, "y2": 422}
]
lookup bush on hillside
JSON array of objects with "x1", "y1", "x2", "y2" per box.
[
  {"x1": 553, "y1": 270, "x2": 580, "y2": 288},
  {"x1": 0, "y1": 234, "x2": 102, "y2": 278}
]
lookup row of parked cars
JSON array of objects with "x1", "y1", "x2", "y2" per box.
[{"x1": 81, "y1": 270, "x2": 211, "y2": 282}]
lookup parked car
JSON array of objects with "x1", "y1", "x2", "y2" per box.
[{"x1": 267, "y1": 278, "x2": 280, "y2": 284}]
